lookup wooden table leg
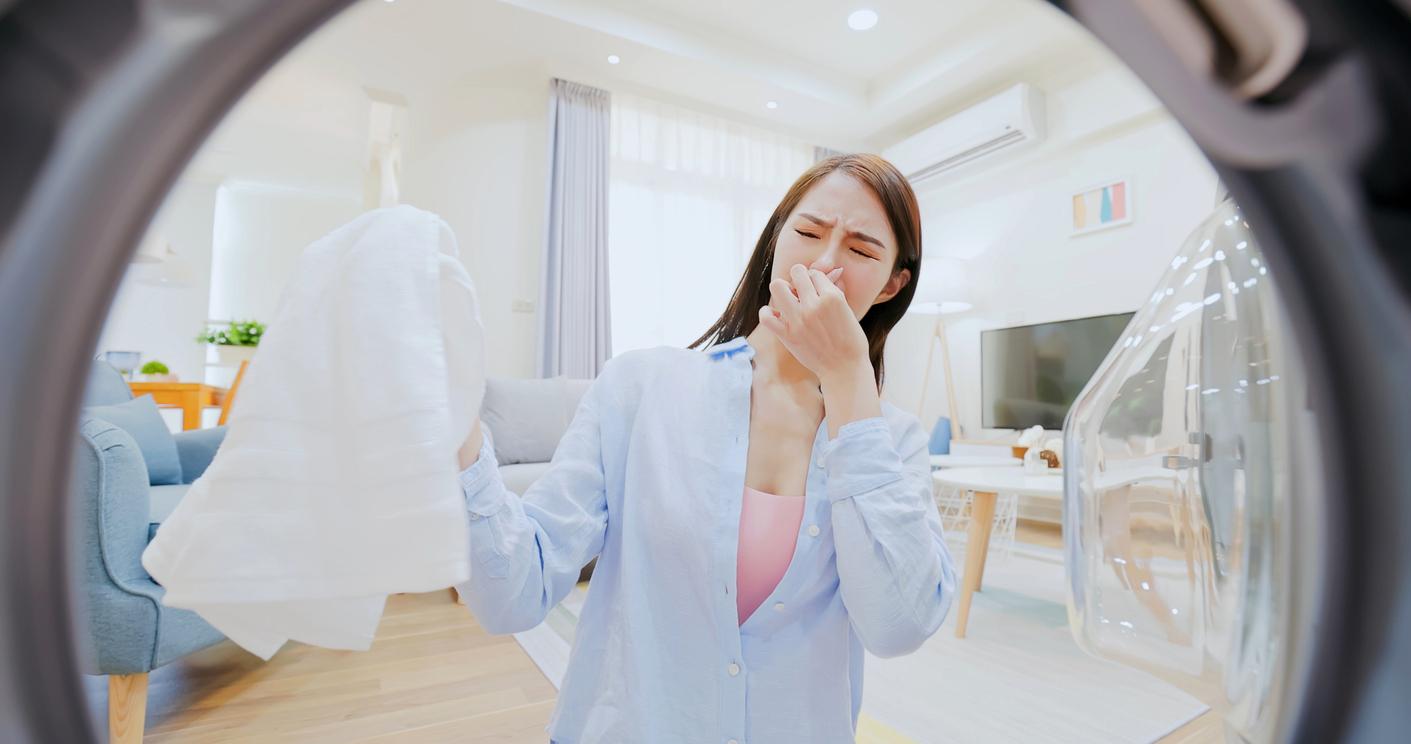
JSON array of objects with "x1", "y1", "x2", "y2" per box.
[
  {"x1": 181, "y1": 390, "x2": 200, "y2": 430},
  {"x1": 955, "y1": 489, "x2": 998, "y2": 639},
  {"x1": 975, "y1": 506, "x2": 994, "y2": 591}
]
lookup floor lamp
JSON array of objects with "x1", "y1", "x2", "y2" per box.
[{"x1": 910, "y1": 299, "x2": 972, "y2": 441}]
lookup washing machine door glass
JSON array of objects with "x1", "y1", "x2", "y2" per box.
[{"x1": 1064, "y1": 197, "x2": 1321, "y2": 742}]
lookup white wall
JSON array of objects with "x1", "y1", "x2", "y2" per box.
[
  {"x1": 207, "y1": 183, "x2": 362, "y2": 386},
  {"x1": 880, "y1": 63, "x2": 1219, "y2": 441},
  {"x1": 200, "y1": 60, "x2": 371, "y2": 390},
  {"x1": 96, "y1": 59, "x2": 373, "y2": 394},
  {"x1": 401, "y1": 68, "x2": 551, "y2": 380},
  {"x1": 95, "y1": 176, "x2": 221, "y2": 384},
  {"x1": 100, "y1": 55, "x2": 555, "y2": 391},
  {"x1": 209, "y1": 183, "x2": 363, "y2": 324}
]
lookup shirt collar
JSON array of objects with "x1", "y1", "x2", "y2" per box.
[{"x1": 704, "y1": 334, "x2": 755, "y2": 362}]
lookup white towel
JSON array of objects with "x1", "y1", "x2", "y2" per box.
[{"x1": 142, "y1": 205, "x2": 484, "y2": 660}]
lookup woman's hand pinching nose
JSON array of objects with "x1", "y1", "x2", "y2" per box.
[
  {"x1": 758, "y1": 264, "x2": 869, "y2": 383},
  {"x1": 783, "y1": 267, "x2": 843, "y2": 299}
]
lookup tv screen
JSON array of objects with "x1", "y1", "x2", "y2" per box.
[{"x1": 982, "y1": 312, "x2": 1134, "y2": 430}]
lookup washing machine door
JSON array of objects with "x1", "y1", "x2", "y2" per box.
[
  {"x1": 1055, "y1": 1, "x2": 1411, "y2": 741},
  {"x1": 0, "y1": 1, "x2": 1408, "y2": 742},
  {"x1": 1065, "y1": 196, "x2": 1318, "y2": 743}
]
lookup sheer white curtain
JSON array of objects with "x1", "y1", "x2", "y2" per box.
[
  {"x1": 608, "y1": 94, "x2": 815, "y2": 354},
  {"x1": 540, "y1": 79, "x2": 612, "y2": 379}
]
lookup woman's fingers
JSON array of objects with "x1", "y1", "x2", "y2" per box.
[
  {"x1": 789, "y1": 263, "x2": 819, "y2": 301},
  {"x1": 769, "y1": 277, "x2": 799, "y2": 319},
  {"x1": 806, "y1": 267, "x2": 842, "y2": 296},
  {"x1": 758, "y1": 304, "x2": 785, "y2": 336},
  {"x1": 768, "y1": 265, "x2": 842, "y2": 338}
]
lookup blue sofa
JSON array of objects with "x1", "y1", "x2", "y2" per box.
[{"x1": 74, "y1": 361, "x2": 228, "y2": 741}]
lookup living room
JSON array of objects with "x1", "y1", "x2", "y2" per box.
[{"x1": 82, "y1": 0, "x2": 1231, "y2": 741}]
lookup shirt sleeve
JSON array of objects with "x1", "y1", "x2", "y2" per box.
[
  {"x1": 453, "y1": 360, "x2": 617, "y2": 635},
  {"x1": 820, "y1": 414, "x2": 957, "y2": 657}
]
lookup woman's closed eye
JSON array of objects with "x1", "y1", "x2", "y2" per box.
[{"x1": 793, "y1": 228, "x2": 877, "y2": 258}]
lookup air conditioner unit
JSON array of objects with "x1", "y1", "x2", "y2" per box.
[{"x1": 883, "y1": 83, "x2": 1046, "y2": 184}]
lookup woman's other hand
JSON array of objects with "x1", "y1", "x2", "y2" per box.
[{"x1": 457, "y1": 416, "x2": 484, "y2": 471}]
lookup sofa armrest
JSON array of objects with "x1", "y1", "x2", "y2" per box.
[
  {"x1": 173, "y1": 426, "x2": 226, "y2": 483},
  {"x1": 74, "y1": 418, "x2": 154, "y2": 583},
  {"x1": 73, "y1": 417, "x2": 229, "y2": 674}
]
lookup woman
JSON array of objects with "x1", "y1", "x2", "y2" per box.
[{"x1": 454, "y1": 154, "x2": 956, "y2": 744}]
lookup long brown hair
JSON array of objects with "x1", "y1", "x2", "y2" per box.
[{"x1": 688, "y1": 153, "x2": 923, "y2": 390}]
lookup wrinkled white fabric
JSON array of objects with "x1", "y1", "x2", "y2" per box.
[{"x1": 142, "y1": 205, "x2": 484, "y2": 660}]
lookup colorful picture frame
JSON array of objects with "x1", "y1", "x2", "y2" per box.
[{"x1": 1071, "y1": 178, "x2": 1132, "y2": 235}]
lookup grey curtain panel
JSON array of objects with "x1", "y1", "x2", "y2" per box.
[
  {"x1": 538, "y1": 78, "x2": 612, "y2": 379},
  {"x1": 814, "y1": 146, "x2": 847, "y2": 162}
]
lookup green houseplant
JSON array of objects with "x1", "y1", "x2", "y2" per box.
[
  {"x1": 135, "y1": 360, "x2": 176, "y2": 382},
  {"x1": 197, "y1": 319, "x2": 265, "y2": 368},
  {"x1": 195, "y1": 319, "x2": 264, "y2": 347}
]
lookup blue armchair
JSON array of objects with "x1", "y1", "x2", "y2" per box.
[{"x1": 74, "y1": 362, "x2": 228, "y2": 742}]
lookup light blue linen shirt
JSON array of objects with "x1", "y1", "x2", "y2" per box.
[{"x1": 455, "y1": 334, "x2": 957, "y2": 744}]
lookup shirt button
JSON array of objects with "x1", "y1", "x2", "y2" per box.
[
  {"x1": 727, "y1": 662, "x2": 740, "y2": 676},
  {"x1": 808, "y1": 524, "x2": 820, "y2": 537},
  {"x1": 774, "y1": 602, "x2": 785, "y2": 612}
]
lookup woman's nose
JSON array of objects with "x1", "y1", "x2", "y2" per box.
[
  {"x1": 811, "y1": 246, "x2": 842, "y2": 273},
  {"x1": 808, "y1": 259, "x2": 844, "y2": 287}
]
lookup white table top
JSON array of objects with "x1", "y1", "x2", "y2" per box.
[
  {"x1": 930, "y1": 454, "x2": 1022, "y2": 469},
  {"x1": 932, "y1": 467, "x2": 1065, "y2": 497},
  {"x1": 1091, "y1": 466, "x2": 1180, "y2": 490}
]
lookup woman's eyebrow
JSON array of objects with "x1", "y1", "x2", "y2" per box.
[{"x1": 798, "y1": 212, "x2": 885, "y2": 249}]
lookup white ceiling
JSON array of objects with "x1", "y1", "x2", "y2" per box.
[
  {"x1": 624, "y1": 0, "x2": 999, "y2": 84},
  {"x1": 279, "y1": 0, "x2": 1120, "y2": 152}
]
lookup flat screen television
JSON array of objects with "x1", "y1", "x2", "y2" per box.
[{"x1": 981, "y1": 311, "x2": 1135, "y2": 430}]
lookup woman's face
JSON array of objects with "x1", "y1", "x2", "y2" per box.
[{"x1": 772, "y1": 171, "x2": 912, "y2": 320}]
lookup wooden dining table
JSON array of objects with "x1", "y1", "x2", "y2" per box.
[
  {"x1": 932, "y1": 466, "x2": 1065, "y2": 638},
  {"x1": 127, "y1": 381, "x2": 228, "y2": 431}
]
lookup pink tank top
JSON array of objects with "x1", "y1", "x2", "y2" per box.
[{"x1": 736, "y1": 485, "x2": 805, "y2": 624}]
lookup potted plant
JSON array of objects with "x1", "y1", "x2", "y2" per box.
[
  {"x1": 197, "y1": 319, "x2": 265, "y2": 367},
  {"x1": 135, "y1": 360, "x2": 177, "y2": 382}
]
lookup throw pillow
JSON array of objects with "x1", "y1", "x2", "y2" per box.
[{"x1": 85, "y1": 395, "x2": 184, "y2": 486}]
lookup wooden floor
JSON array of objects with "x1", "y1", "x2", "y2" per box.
[
  {"x1": 83, "y1": 521, "x2": 1220, "y2": 743},
  {"x1": 82, "y1": 590, "x2": 558, "y2": 743}
]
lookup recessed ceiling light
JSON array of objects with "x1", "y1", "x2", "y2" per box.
[
  {"x1": 607, "y1": 54, "x2": 621, "y2": 65},
  {"x1": 847, "y1": 9, "x2": 879, "y2": 31},
  {"x1": 765, "y1": 100, "x2": 779, "y2": 109}
]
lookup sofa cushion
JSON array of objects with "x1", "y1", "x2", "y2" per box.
[
  {"x1": 147, "y1": 483, "x2": 191, "y2": 542},
  {"x1": 84, "y1": 360, "x2": 135, "y2": 406},
  {"x1": 85, "y1": 395, "x2": 183, "y2": 486},
  {"x1": 481, "y1": 376, "x2": 592, "y2": 465}
]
